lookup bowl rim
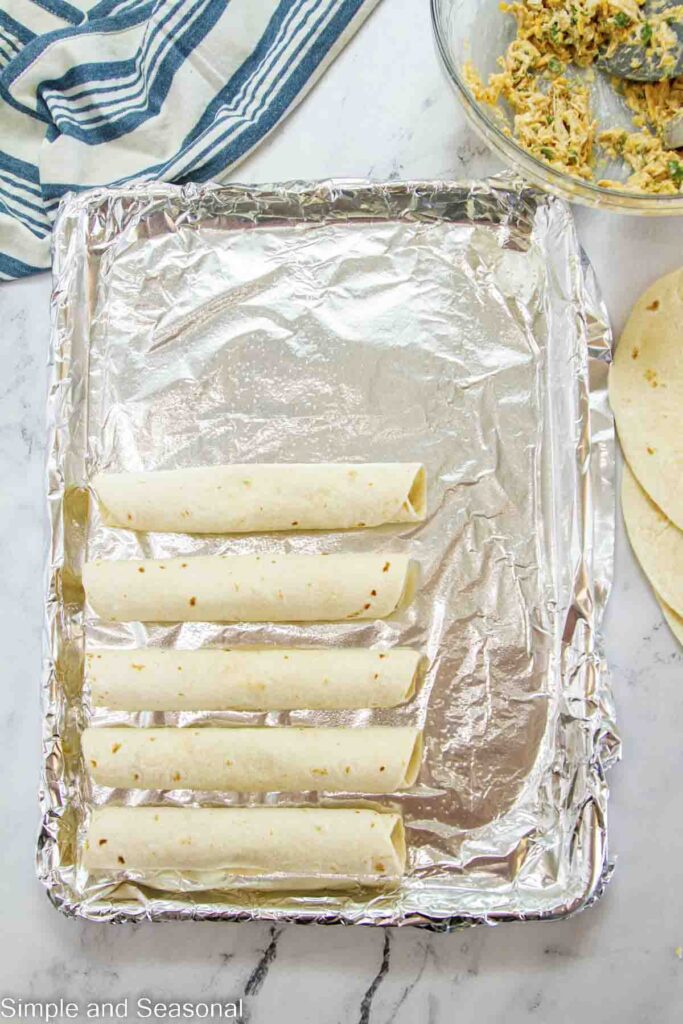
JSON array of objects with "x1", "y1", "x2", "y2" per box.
[{"x1": 430, "y1": 0, "x2": 683, "y2": 213}]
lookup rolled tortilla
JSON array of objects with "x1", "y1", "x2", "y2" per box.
[
  {"x1": 82, "y1": 553, "x2": 415, "y2": 623},
  {"x1": 83, "y1": 726, "x2": 423, "y2": 793},
  {"x1": 92, "y1": 463, "x2": 426, "y2": 534},
  {"x1": 86, "y1": 647, "x2": 423, "y2": 711},
  {"x1": 83, "y1": 806, "x2": 406, "y2": 889}
]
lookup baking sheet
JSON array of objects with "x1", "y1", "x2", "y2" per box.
[{"x1": 39, "y1": 178, "x2": 618, "y2": 928}]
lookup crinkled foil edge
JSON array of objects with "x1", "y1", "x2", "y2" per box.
[{"x1": 38, "y1": 178, "x2": 618, "y2": 929}]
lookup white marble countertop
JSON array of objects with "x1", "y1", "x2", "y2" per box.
[{"x1": 1, "y1": 1, "x2": 682, "y2": 1021}]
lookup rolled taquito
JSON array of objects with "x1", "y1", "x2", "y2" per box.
[
  {"x1": 92, "y1": 463, "x2": 426, "y2": 533},
  {"x1": 86, "y1": 647, "x2": 423, "y2": 711},
  {"x1": 83, "y1": 806, "x2": 406, "y2": 889},
  {"x1": 82, "y1": 553, "x2": 415, "y2": 622},
  {"x1": 83, "y1": 726, "x2": 423, "y2": 793}
]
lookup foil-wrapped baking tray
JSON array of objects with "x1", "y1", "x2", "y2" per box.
[{"x1": 39, "y1": 178, "x2": 618, "y2": 928}]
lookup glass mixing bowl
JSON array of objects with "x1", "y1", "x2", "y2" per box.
[{"x1": 431, "y1": 0, "x2": 683, "y2": 215}]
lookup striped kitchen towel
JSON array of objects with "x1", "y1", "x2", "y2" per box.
[{"x1": 0, "y1": 0, "x2": 380, "y2": 281}]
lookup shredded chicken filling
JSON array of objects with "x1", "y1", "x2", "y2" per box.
[{"x1": 464, "y1": 1, "x2": 683, "y2": 194}]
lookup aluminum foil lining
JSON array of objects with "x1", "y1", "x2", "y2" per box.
[{"x1": 39, "y1": 178, "x2": 618, "y2": 929}]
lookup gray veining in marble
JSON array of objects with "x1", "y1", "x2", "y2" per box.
[{"x1": 0, "y1": 0, "x2": 681, "y2": 1021}]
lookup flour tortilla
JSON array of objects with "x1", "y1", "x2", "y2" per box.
[
  {"x1": 83, "y1": 726, "x2": 423, "y2": 793},
  {"x1": 622, "y1": 465, "x2": 683, "y2": 616},
  {"x1": 86, "y1": 647, "x2": 423, "y2": 711},
  {"x1": 609, "y1": 268, "x2": 683, "y2": 530},
  {"x1": 83, "y1": 806, "x2": 406, "y2": 890},
  {"x1": 657, "y1": 594, "x2": 683, "y2": 647},
  {"x1": 92, "y1": 463, "x2": 426, "y2": 534},
  {"x1": 82, "y1": 553, "x2": 415, "y2": 623}
]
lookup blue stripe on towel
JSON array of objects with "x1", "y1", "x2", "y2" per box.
[{"x1": 0, "y1": 0, "x2": 379, "y2": 279}]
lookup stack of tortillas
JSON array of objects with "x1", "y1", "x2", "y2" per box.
[{"x1": 609, "y1": 267, "x2": 683, "y2": 646}]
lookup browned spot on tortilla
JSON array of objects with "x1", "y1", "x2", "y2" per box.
[
  {"x1": 311, "y1": 768, "x2": 328, "y2": 776},
  {"x1": 374, "y1": 673, "x2": 379, "y2": 679},
  {"x1": 177, "y1": 666, "x2": 182, "y2": 671},
  {"x1": 111, "y1": 743, "x2": 121, "y2": 754},
  {"x1": 631, "y1": 346, "x2": 639, "y2": 359},
  {"x1": 291, "y1": 521, "x2": 298, "y2": 526},
  {"x1": 371, "y1": 589, "x2": 377, "y2": 596},
  {"x1": 379, "y1": 766, "x2": 386, "y2": 772},
  {"x1": 138, "y1": 567, "x2": 145, "y2": 573},
  {"x1": 357, "y1": 522, "x2": 366, "y2": 527},
  {"x1": 379, "y1": 653, "x2": 387, "y2": 659},
  {"x1": 374, "y1": 861, "x2": 385, "y2": 873},
  {"x1": 647, "y1": 446, "x2": 656, "y2": 455},
  {"x1": 181, "y1": 563, "x2": 188, "y2": 568},
  {"x1": 127, "y1": 514, "x2": 132, "y2": 521},
  {"x1": 90, "y1": 759, "x2": 98, "y2": 768},
  {"x1": 172, "y1": 772, "x2": 182, "y2": 782},
  {"x1": 364, "y1": 603, "x2": 371, "y2": 610},
  {"x1": 98, "y1": 838, "x2": 107, "y2": 846},
  {"x1": 131, "y1": 663, "x2": 144, "y2": 671},
  {"x1": 644, "y1": 368, "x2": 658, "y2": 388},
  {"x1": 118, "y1": 856, "x2": 125, "y2": 865},
  {"x1": 646, "y1": 299, "x2": 660, "y2": 311},
  {"x1": 189, "y1": 596, "x2": 196, "y2": 606},
  {"x1": 133, "y1": 773, "x2": 140, "y2": 782},
  {"x1": 383, "y1": 561, "x2": 390, "y2": 572}
]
